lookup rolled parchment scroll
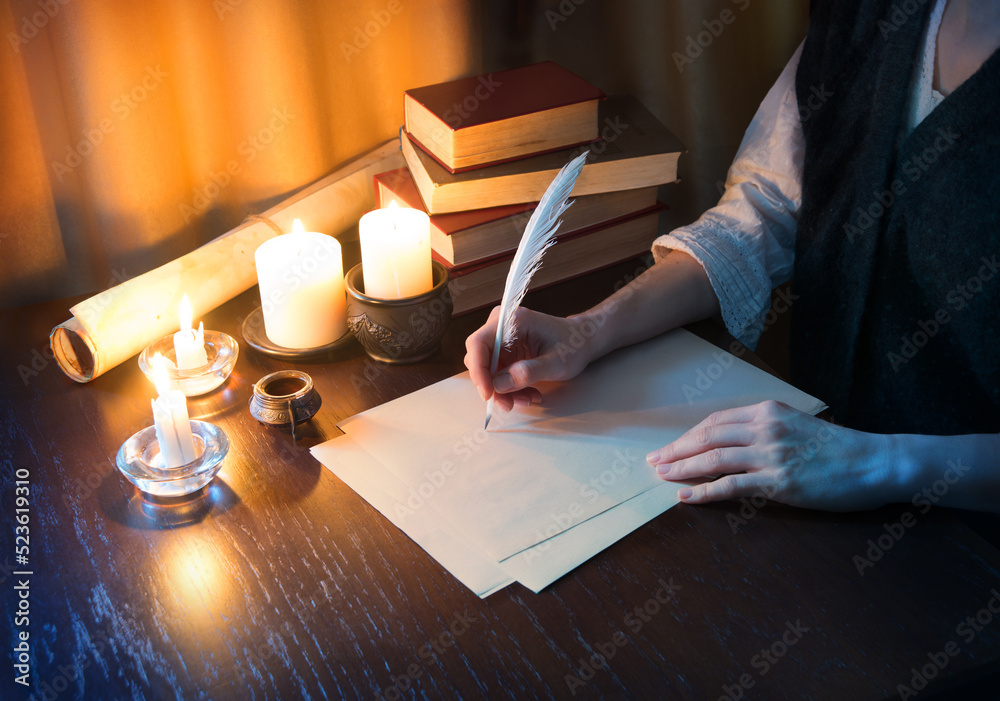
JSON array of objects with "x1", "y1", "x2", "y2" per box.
[{"x1": 50, "y1": 139, "x2": 404, "y2": 382}]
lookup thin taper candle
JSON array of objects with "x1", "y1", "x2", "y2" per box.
[{"x1": 151, "y1": 353, "x2": 198, "y2": 467}]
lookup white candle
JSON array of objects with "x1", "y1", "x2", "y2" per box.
[
  {"x1": 151, "y1": 353, "x2": 198, "y2": 468},
  {"x1": 173, "y1": 294, "x2": 209, "y2": 369},
  {"x1": 255, "y1": 219, "x2": 348, "y2": 349},
  {"x1": 359, "y1": 202, "x2": 433, "y2": 299}
]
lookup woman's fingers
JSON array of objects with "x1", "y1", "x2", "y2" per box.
[
  {"x1": 464, "y1": 308, "x2": 501, "y2": 401},
  {"x1": 657, "y1": 446, "x2": 759, "y2": 480},
  {"x1": 493, "y1": 391, "x2": 514, "y2": 412},
  {"x1": 678, "y1": 472, "x2": 774, "y2": 504},
  {"x1": 647, "y1": 422, "x2": 759, "y2": 466},
  {"x1": 498, "y1": 354, "x2": 560, "y2": 392},
  {"x1": 490, "y1": 387, "x2": 542, "y2": 413}
]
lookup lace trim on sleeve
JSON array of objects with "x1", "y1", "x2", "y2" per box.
[{"x1": 652, "y1": 226, "x2": 772, "y2": 348}]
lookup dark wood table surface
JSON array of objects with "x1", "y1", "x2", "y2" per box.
[{"x1": 3, "y1": 256, "x2": 1000, "y2": 701}]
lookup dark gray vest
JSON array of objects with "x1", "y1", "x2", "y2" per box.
[{"x1": 790, "y1": 0, "x2": 1000, "y2": 434}]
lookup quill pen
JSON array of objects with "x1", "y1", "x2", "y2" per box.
[{"x1": 484, "y1": 151, "x2": 589, "y2": 429}]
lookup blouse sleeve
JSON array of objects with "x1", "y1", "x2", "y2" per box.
[{"x1": 652, "y1": 41, "x2": 805, "y2": 348}]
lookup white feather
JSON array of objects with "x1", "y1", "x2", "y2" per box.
[{"x1": 485, "y1": 151, "x2": 588, "y2": 427}]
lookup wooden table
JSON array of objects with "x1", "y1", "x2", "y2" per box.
[{"x1": 3, "y1": 258, "x2": 1000, "y2": 700}]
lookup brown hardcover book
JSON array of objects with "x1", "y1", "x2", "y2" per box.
[
  {"x1": 404, "y1": 61, "x2": 605, "y2": 173},
  {"x1": 440, "y1": 204, "x2": 665, "y2": 316},
  {"x1": 375, "y1": 167, "x2": 659, "y2": 267},
  {"x1": 402, "y1": 95, "x2": 684, "y2": 214}
]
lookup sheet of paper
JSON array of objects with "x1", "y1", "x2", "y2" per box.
[
  {"x1": 313, "y1": 434, "x2": 701, "y2": 596},
  {"x1": 499, "y1": 480, "x2": 688, "y2": 592},
  {"x1": 337, "y1": 329, "x2": 826, "y2": 562},
  {"x1": 311, "y1": 436, "x2": 514, "y2": 598}
]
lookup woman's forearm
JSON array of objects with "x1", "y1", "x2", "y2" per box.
[
  {"x1": 888, "y1": 433, "x2": 1000, "y2": 512},
  {"x1": 572, "y1": 250, "x2": 721, "y2": 364}
]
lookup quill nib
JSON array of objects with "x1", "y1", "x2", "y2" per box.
[{"x1": 484, "y1": 396, "x2": 494, "y2": 430}]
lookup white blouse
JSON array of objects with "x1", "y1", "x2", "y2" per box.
[{"x1": 652, "y1": 0, "x2": 947, "y2": 348}]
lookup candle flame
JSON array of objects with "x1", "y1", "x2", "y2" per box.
[
  {"x1": 387, "y1": 200, "x2": 399, "y2": 231},
  {"x1": 152, "y1": 353, "x2": 171, "y2": 396},
  {"x1": 292, "y1": 218, "x2": 305, "y2": 234},
  {"x1": 179, "y1": 294, "x2": 193, "y2": 333}
]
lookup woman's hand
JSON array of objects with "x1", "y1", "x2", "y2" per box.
[
  {"x1": 463, "y1": 250, "x2": 722, "y2": 414},
  {"x1": 464, "y1": 307, "x2": 596, "y2": 413},
  {"x1": 647, "y1": 400, "x2": 896, "y2": 511}
]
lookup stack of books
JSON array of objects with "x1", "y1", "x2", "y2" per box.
[{"x1": 377, "y1": 61, "x2": 685, "y2": 315}]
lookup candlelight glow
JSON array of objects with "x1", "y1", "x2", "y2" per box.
[
  {"x1": 179, "y1": 294, "x2": 194, "y2": 333},
  {"x1": 152, "y1": 353, "x2": 171, "y2": 395},
  {"x1": 166, "y1": 539, "x2": 232, "y2": 618},
  {"x1": 359, "y1": 204, "x2": 432, "y2": 299},
  {"x1": 387, "y1": 200, "x2": 399, "y2": 230},
  {"x1": 255, "y1": 224, "x2": 348, "y2": 348},
  {"x1": 173, "y1": 294, "x2": 208, "y2": 370}
]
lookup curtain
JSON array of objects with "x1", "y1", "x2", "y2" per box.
[
  {"x1": 482, "y1": 0, "x2": 809, "y2": 236},
  {"x1": 1, "y1": 0, "x2": 807, "y2": 309},
  {"x1": 0, "y1": 0, "x2": 479, "y2": 308}
]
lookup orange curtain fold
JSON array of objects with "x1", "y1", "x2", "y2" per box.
[{"x1": 1, "y1": 0, "x2": 478, "y2": 308}]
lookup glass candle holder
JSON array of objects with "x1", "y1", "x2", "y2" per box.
[
  {"x1": 116, "y1": 420, "x2": 229, "y2": 498},
  {"x1": 139, "y1": 330, "x2": 238, "y2": 397}
]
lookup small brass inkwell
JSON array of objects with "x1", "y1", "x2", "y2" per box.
[{"x1": 248, "y1": 370, "x2": 322, "y2": 439}]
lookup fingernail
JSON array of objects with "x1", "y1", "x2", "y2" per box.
[
  {"x1": 656, "y1": 464, "x2": 673, "y2": 477},
  {"x1": 646, "y1": 449, "x2": 661, "y2": 464},
  {"x1": 678, "y1": 488, "x2": 693, "y2": 500},
  {"x1": 494, "y1": 373, "x2": 513, "y2": 392}
]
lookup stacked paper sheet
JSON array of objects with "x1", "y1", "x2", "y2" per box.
[{"x1": 311, "y1": 329, "x2": 826, "y2": 597}]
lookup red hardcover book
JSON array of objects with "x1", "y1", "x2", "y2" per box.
[
  {"x1": 374, "y1": 167, "x2": 658, "y2": 267},
  {"x1": 404, "y1": 61, "x2": 605, "y2": 173},
  {"x1": 402, "y1": 95, "x2": 685, "y2": 215}
]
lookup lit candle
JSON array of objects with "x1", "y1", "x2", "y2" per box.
[
  {"x1": 254, "y1": 219, "x2": 348, "y2": 349},
  {"x1": 151, "y1": 353, "x2": 198, "y2": 468},
  {"x1": 173, "y1": 294, "x2": 209, "y2": 369},
  {"x1": 359, "y1": 202, "x2": 433, "y2": 299}
]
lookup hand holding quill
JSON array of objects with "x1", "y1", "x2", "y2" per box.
[{"x1": 484, "y1": 151, "x2": 588, "y2": 429}]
